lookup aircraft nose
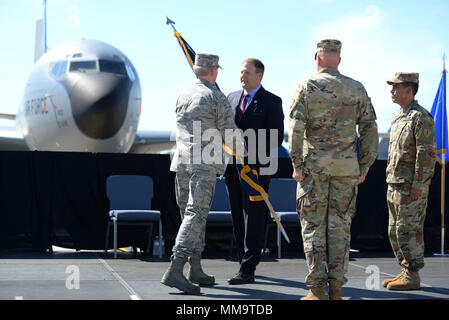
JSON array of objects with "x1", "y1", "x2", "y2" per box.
[{"x1": 63, "y1": 73, "x2": 131, "y2": 139}]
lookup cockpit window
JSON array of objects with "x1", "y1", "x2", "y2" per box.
[
  {"x1": 59, "y1": 61, "x2": 68, "y2": 76},
  {"x1": 69, "y1": 61, "x2": 97, "y2": 73},
  {"x1": 51, "y1": 63, "x2": 60, "y2": 76},
  {"x1": 99, "y1": 60, "x2": 127, "y2": 76},
  {"x1": 50, "y1": 61, "x2": 68, "y2": 78}
]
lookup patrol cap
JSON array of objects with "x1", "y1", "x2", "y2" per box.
[
  {"x1": 317, "y1": 39, "x2": 342, "y2": 53},
  {"x1": 194, "y1": 53, "x2": 222, "y2": 69},
  {"x1": 387, "y1": 72, "x2": 419, "y2": 85}
]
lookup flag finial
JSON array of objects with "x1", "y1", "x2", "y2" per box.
[
  {"x1": 166, "y1": 17, "x2": 176, "y2": 32},
  {"x1": 443, "y1": 52, "x2": 447, "y2": 72}
]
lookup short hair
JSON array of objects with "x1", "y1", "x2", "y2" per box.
[
  {"x1": 243, "y1": 58, "x2": 265, "y2": 74},
  {"x1": 315, "y1": 50, "x2": 340, "y2": 61},
  {"x1": 402, "y1": 82, "x2": 419, "y2": 95},
  {"x1": 193, "y1": 65, "x2": 211, "y2": 77}
]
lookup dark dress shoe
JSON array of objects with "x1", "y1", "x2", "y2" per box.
[{"x1": 228, "y1": 272, "x2": 255, "y2": 285}]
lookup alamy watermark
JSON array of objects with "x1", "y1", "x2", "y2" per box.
[
  {"x1": 365, "y1": 265, "x2": 380, "y2": 290},
  {"x1": 65, "y1": 265, "x2": 80, "y2": 290},
  {"x1": 173, "y1": 121, "x2": 280, "y2": 175}
]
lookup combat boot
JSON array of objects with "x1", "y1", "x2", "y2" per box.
[
  {"x1": 382, "y1": 269, "x2": 406, "y2": 287},
  {"x1": 328, "y1": 283, "x2": 342, "y2": 300},
  {"x1": 386, "y1": 269, "x2": 420, "y2": 291},
  {"x1": 161, "y1": 255, "x2": 201, "y2": 294},
  {"x1": 300, "y1": 286, "x2": 326, "y2": 300},
  {"x1": 187, "y1": 253, "x2": 215, "y2": 286}
]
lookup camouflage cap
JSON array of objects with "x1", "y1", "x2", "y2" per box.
[
  {"x1": 387, "y1": 72, "x2": 419, "y2": 85},
  {"x1": 194, "y1": 53, "x2": 222, "y2": 69},
  {"x1": 317, "y1": 39, "x2": 342, "y2": 53}
]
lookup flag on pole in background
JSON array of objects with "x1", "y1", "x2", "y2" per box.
[
  {"x1": 430, "y1": 55, "x2": 448, "y2": 164},
  {"x1": 431, "y1": 54, "x2": 448, "y2": 256}
]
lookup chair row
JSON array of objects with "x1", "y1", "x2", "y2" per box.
[
  {"x1": 104, "y1": 175, "x2": 299, "y2": 259},
  {"x1": 209, "y1": 177, "x2": 299, "y2": 259}
]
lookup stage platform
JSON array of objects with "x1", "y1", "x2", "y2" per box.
[{"x1": 1, "y1": 248, "x2": 448, "y2": 301}]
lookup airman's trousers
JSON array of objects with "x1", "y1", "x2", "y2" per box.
[
  {"x1": 387, "y1": 183, "x2": 429, "y2": 272},
  {"x1": 172, "y1": 168, "x2": 216, "y2": 260},
  {"x1": 297, "y1": 174, "x2": 358, "y2": 287}
]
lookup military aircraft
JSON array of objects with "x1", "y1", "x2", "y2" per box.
[{"x1": 0, "y1": 0, "x2": 174, "y2": 153}]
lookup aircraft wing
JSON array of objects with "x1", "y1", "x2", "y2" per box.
[
  {"x1": 0, "y1": 125, "x2": 29, "y2": 151},
  {"x1": 128, "y1": 130, "x2": 175, "y2": 153},
  {"x1": 0, "y1": 125, "x2": 175, "y2": 153}
]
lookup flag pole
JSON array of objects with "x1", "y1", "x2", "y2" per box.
[
  {"x1": 442, "y1": 154, "x2": 445, "y2": 255},
  {"x1": 435, "y1": 53, "x2": 448, "y2": 256},
  {"x1": 441, "y1": 55, "x2": 447, "y2": 256},
  {"x1": 441, "y1": 53, "x2": 447, "y2": 255}
]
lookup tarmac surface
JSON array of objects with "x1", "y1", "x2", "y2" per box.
[{"x1": 0, "y1": 248, "x2": 448, "y2": 301}]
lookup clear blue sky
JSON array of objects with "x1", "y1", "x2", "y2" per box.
[{"x1": 0, "y1": 0, "x2": 448, "y2": 134}]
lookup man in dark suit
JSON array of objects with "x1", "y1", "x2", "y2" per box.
[{"x1": 226, "y1": 58, "x2": 284, "y2": 284}]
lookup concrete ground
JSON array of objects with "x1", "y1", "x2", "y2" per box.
[{"x1": 0, "y1": 248, "x2": 448, "y2": 301}]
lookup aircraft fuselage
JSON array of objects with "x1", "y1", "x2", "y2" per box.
[{"x1": 17, "y1": 39, "x2": 141, "y2": 152}]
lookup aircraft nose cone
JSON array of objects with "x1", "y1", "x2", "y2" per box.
[{"x1": 63, "y1": 73, "x2": 131, "y2": 139}]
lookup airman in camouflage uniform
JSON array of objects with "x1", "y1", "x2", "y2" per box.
[
  {"x1": 383, "y1": 72, "x2": 436, "y2": 291},
  {"x1": 289, "y1": 39, "x2": 378, "y2": 300},
  {"x1": 161, "y1": 53, "x2": 245, "y2": 294}
]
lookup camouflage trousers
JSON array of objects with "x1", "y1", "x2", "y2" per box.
[
  {"x1": 297, "y1": 174, "x2": 358, "y2": 287},
  {"x1": 387, "y1": 183, "x2": 429, "y2": 271},
  {"x1": 172, "y1": 168, "x2": 216, "y2": 260}
]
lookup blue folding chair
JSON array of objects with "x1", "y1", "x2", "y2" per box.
[
  {"x1": 208, "y1": 178, "x2": 232, "y2": 224},
  {"x1": 105, "y1": 175, "x2": 162, "y2": 258},
  {"x1": 268, "y1": 178, "x2": 299, "y2": 258},
  {"x1": 206, "y1": 177, "x2": 234, "y2": 254}
]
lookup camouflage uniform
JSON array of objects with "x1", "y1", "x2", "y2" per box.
[
  {"x1": 386, "y1": 73, "x2": 436, "y2": 272},
  {"x1": 170, "y1": 57, "x2": 244, "y2": 260},
  {"x1": 289, "y1": 40, "x2": 378, "y2": 288}
]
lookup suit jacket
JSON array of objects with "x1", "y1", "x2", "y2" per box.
[{"x1": 227, "y1": 86, "x2": 284, "y2": 168}]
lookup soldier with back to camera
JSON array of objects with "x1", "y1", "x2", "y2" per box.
[{"x1": 289, "y1": 39, "x2": 378, "y2": 300}]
